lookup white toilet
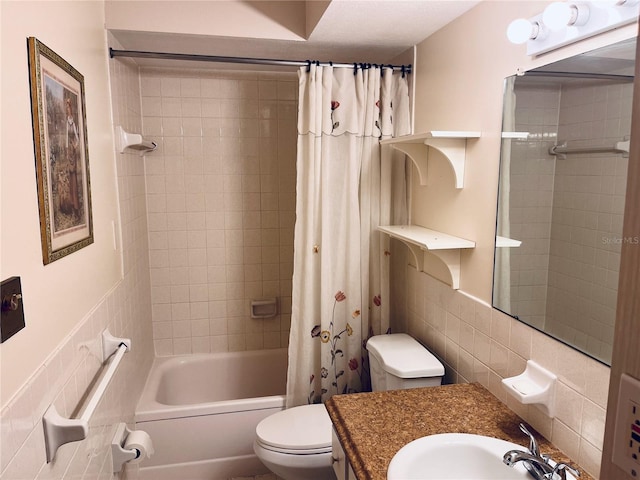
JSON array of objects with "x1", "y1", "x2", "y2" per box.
[{"x1": 253, "y1": 333, "x2": 445, "y2": 480}]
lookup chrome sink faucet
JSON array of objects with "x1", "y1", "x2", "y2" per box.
[{"x1": 503, "y1": 424, "x2": 580, "y2": 480}]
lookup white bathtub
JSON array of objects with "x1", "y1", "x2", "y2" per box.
[{"x1": 135, "y1": 349, "x2": 288, "y2": 480}]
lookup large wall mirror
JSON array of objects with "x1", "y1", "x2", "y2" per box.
[{"x1": 493, "y1": 37, "x2": 636, "y2": 366}]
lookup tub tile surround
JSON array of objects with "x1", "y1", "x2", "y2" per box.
[
  {"x1": 395, "y1": 266, "x2": 610, "y2": 478},
  {"x1": 140, "y1": 68, "x2": 297, "y2": 356}
]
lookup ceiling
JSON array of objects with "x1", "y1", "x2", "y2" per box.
[{"x1": 109, "y1": 0, "x2": 480, "y2": 70}]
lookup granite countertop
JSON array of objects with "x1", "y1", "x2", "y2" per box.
[{"x1": 326, "y1": 382, "x2": 593, "y2": 480}]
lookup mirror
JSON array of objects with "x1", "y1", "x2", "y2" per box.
[{"x1": 493, "y1": 38, "x2": 636, "y2": 366}]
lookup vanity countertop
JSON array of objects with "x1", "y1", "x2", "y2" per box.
[{"x1": 325, "y1": 382, "x2": 593, "y2": 480}]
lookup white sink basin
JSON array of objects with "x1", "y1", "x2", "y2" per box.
[{"x1": 387, "y1": 433, "x2": 560, "y2": 480}]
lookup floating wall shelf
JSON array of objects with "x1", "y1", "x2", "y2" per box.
[
  {"x1": 380, "y1": 131, "x2": 481, "y2": 189},
  {"x1": 501, "y1": 132, "x2": 530, "y2": 140},
  {"x1": 116, "y1": 126, "x2": 157, "y2": 155},
  {"x1": 496, "y1": 236, "x2": 522, "y2": 248},
  {"x1": 378, "y1": 225, "x2": 475, "y2": 289}
]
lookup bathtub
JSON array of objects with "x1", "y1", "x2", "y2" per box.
[{"x1": 135, "y1": 349, "x2": 288, "y2": 480}]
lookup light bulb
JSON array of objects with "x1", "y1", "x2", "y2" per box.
[
  {"x1": 543, "y1": 2, "x2": 575, "y2": 30},
  {"x1": 543, "y1": 2, "x2": 590, "y2": 30},
  {"x1": 506, "y1": 18, "x2": 537, "y2": 44}
]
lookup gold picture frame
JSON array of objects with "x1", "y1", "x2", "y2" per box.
[{"x1": 27, "y1": 37, "x2": 93, "y2": 264}]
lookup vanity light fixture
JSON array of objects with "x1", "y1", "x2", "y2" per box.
[{"x1": 506, "y1": 0, "x2": 639, "y2": 56}]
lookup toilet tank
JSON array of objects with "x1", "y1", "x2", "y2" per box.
[{"x1": 366, "y1": 333, "x2": 444, "y2": 391}]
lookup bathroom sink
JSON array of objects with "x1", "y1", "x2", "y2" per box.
[{"x1": 387, "y1": 433, "x2": 575, "y2": 480}]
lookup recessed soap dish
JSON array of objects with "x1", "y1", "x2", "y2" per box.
[{"x1": 502, "y1": 360, "x2": 556, "y2": 418}]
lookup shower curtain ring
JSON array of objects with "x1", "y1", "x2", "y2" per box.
[{"x1": 306, "y1": 60, "x2": 311, "y2": 72}]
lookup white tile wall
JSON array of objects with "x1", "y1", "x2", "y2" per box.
[
  {"x1": 508, "y1": 81, "x2": 561, "y2": 329},
  {"x1": 546, "y1": 81, "x2": 631, "y2": 363},
  {"x1": 397, "y1": 268, "x2": 610, "y2": 479},
  {"x1": 0, "y1": 46, "x2": 154, "y2": 480},
  {"x1": 503, "y1": 78, "x2": 630, "y2": 363},
  {"x1": 0, "y1": 281, "x2": 152, "y2": 480},
  {"x1": 140, "y1": 68, "x2": 297, "y2": 355}
]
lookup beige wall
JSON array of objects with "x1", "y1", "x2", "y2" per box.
[
  {"x1": 0, "y1": 1, "x2": 122, "y2": 406},
  {"x1": 1, "y1": 7, "x2": 155, "y2": 480},
  {"x1": 411, "y1": 0, "x2": 637, "y2": 301},
  {"x1": 0, "y1": 271, "x2": 153, "y2": 478},
  {"x1": 397, "y1": 2, "x2": 638, "y2": 478},
  {"x1": 105, "y1": 1, "x2": 307, "y2": 41}
]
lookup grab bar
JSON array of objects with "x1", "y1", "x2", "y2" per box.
[
  {"x1": 43, "y1": 329, "x2": 131, "y2": 462},
  {"x1": 549, "y1": 139, "x2": 629, "y2": 158}
]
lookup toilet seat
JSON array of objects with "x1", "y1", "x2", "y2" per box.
[{"x1": 255, "y1": 404, "x2": 332, "y2": 455}]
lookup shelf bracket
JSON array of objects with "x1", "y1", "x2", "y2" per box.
[
  {"x1": 378, "y1": 225, "x2": 474, "y2": 290},
  {"x1": 422, "y1": 137, "x2": 468, "y2": 189},
  {"x1": 383, "y1": 133, "x2": 479, "y2": 189},
  {"x1": 391, "y1": 237, "x2": 425, "y2": 272},
  {"x1": 385, "y1": 143, "x2": 430, "y2": 186},
  {"x1": 426, "y1": 249, "x2": 463, "y2": 290}
]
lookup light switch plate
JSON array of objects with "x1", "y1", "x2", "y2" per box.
[
  {"x1": 1, "y1": 276, "x2": 25, "y2": 342},
  {"x1": 613, "y1": 373, "x2": 640, "y2": 477}
]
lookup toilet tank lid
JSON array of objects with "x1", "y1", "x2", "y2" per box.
[{"x1": 366, "y1": 333, "x2": 444, "y2": 378}]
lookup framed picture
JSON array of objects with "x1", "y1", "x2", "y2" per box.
[{"x1": 27, "y1": 37, "x2": 93, "y2": 264}]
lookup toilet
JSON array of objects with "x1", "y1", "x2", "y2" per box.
[{"x1": 253, "y1": 333, "x2": 445, "y2": 480}]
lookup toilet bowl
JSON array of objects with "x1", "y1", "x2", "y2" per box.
[
  {"x1": 253, "y1": 403, "x2": 335, "y2": 480},
  {"x1": 254, "y1": 333, "x2": 444, "y2": 479}
]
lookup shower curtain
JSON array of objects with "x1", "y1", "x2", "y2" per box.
[
  {"x1": 286, "y1": 64, "x2": 410, "y2": 407},
  {"x1": 494, "y1": 76, "x2": 516, "y2": 311}
]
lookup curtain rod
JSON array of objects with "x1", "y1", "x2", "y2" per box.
[{"x1": 109, "y1": 48, "x2": 412, "y2": 74}]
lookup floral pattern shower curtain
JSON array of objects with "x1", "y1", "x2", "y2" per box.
[{"x1": 286, "y1": 64, "x2": 410, "y2": 407}]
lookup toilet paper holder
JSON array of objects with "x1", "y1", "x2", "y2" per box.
[
  {"x1": 111, "y1": 423, "x2": 152, "y2": 473},
  {"x1": 111, "y1": 423, "x2": 138, "y2": 473}
]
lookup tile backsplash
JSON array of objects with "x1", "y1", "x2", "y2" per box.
[
  {"x1": 0, "y1": 281, "x2": 153, "y2": 480},
  {"x1": 396, "y1": 267, "x2": 610, "y2": 479},
  {"x1": 139, "y1": 68, "x2": 297, "y2": 355}
]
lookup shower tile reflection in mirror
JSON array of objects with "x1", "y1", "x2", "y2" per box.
[{"x1": 495, "y1": 67, "x2": 632, "y2": 364}]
